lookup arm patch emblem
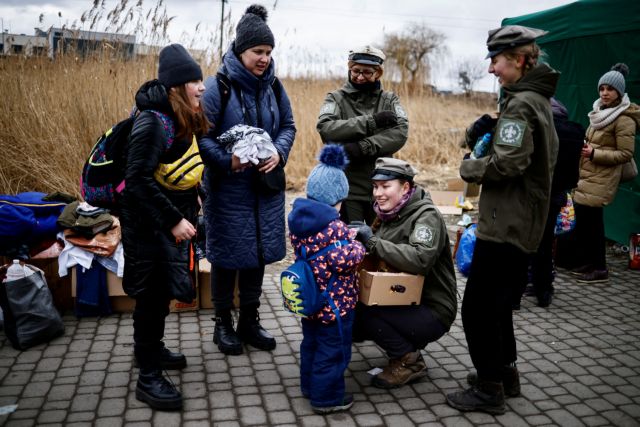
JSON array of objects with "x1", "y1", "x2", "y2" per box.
[
  {"x1": 496, "y1": 119, "x2": 526, "y2": 147},
  {"x1": 319, "y1": 102, "x2": 337, "y2": 116},
  {"x1": 413, "y1": 225, "x2": 434, "y2": 247}
]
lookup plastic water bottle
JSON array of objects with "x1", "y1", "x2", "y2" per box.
[
  {"x1": 4, "y1": 260, "x2": 25, "y2": 283},
  {"x1": 471, "y1": 133, "x2": 492, "y2": 159}
]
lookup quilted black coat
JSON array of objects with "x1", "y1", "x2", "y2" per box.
[{"x1": 120, "y1": 80, "x2": 198, "y2": 300}]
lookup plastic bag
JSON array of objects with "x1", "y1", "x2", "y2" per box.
[
  {"x1": 554, "y1": 192, "x2": 576, "y2": 236},
  {"x1": 455, "y1": 224, "x2": 477, "y2": 277},
  {"x1": 0, "y1": 264, "x2": 65, "y2": 350}
]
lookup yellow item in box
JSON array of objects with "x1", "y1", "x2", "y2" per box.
[
  {"x1": 358, "y1": 270, "x2": 424, "y2": 306},
  {"x1": 199, "y1": 259, "x2": 239, "y2": 309},
  {"x1": 71, "y1": 265, "x2": 198, "y2": 313}
]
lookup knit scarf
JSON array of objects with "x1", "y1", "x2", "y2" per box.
[
  {"x1": 373, "y1": 186, "x2": 416, "y2": 222},
  {"x1": 588, "y1": 94, "x2": 631, "y2": 130}
]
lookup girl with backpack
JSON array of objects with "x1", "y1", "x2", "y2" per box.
[
  {"x1": 120, "y1": 43, "x2": 209, "y2": 411},
  {"x1": 199, "y1": 4, "x2": 296, "y2": 355}
]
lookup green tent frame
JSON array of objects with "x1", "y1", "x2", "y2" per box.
[{"x1": 503, "y1": 0, "x2": 640, "y2": 245}]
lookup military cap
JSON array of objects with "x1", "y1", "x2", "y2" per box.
[
  {"x1": 485, "y1": 25, "x2": 548, "y2": 59},
  {"x1": 348, "y1": 45, "x2": 386, "y2": 66},
  {"x1": 371, "y1": 157, "x2": 417, "y2": 181}
]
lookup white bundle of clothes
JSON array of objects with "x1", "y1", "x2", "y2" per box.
[{"x1": 218, "y1": 124, "x2": 278, "y2": 165}]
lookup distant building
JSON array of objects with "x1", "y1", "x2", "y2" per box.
[
  {"x1": 0, "y1": 32, "x2": 47, "y2": 56},
  {"x1": 0, "y1": 27, "x2": 205, "y2": 62},
  {"x1": 0, "y1": 27, "x2": 136, "y2": 59},
  {"x1": 45, "y1": 27, "x2": 136, "y2": 59}
]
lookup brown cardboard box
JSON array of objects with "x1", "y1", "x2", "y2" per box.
[
  {"x1": 71, "y1": 265, "x2": 199, "y2": 313},
  {"x1": 199, "y1": 259, "x2": 239, "y2": 309},
  {"x1": 446, "y1": 178, "x2": 480, "y2": 197},
  {"x1": 358, "y1": 270, "x2": 424, "y2": 306}
]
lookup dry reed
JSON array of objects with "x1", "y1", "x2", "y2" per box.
[{"x1": 0, "y1": 54, "x2": 493, "y2": 197}]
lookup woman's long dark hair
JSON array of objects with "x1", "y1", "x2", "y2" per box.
[{"x1": 168, "y1": 85, "x2": 211, "y2": 141}]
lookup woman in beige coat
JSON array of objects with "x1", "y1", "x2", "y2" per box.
[{"x1": 572, "y1": 63, "x2": 640, "y2": 283}]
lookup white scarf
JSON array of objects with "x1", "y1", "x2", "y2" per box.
[{"x1": 588, "y1": 93, "x2": 631, "y2": 130}]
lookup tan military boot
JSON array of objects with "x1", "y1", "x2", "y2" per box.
[{"x1": 372, "y1": 351, "x2": 428, "y2": 389}]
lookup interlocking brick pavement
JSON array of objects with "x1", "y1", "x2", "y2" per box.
[{"x1": 1, "y1": 252, "x2": 639, "y2": 426}]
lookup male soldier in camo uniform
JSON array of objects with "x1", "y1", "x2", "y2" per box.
[{"x1": 317, "y1": 45, "x2": 409, "y2": 225}]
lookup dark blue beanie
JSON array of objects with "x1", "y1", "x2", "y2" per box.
[{"x1": 158, "y1": 43, "x2": 203, "y2": 88}]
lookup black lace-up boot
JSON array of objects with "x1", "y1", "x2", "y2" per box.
[
  {"x1": 213, "y1": 310, "x2": 243, "y2": 355},
  {"x1": 237, "y1": 303, "x2": 276, "y2": 351}
]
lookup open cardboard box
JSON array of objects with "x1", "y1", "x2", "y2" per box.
[
  {"x1": 357, "y1": 255, "x2": 424, "y2": 306},
  {"x1": 71, "y1": 264, "x2": 199, "y2": 313}
]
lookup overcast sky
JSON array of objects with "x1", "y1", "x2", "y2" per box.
[{"x1": 0, "y1": 0, "x2": 576, "y2": 91}]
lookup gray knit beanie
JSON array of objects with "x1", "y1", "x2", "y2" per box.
[
  {"x1": 598, "y1": 63, "x2": 629, "y2": 96},
  {"x1": 233, "y1": 4, "x2": 275, "y2": 55}
]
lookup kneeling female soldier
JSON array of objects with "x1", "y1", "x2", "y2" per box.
[{"x1": 352, "y1": 158, "x2": 457, "y2": 389}]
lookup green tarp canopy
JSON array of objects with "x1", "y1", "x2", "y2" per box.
[{"x1": 503, "y1": 0, "x2": 640, "y2": 245}]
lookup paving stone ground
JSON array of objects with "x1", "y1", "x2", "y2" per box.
[{"x1": 1, "y1": 250, "x2": 639, "y2": 427}]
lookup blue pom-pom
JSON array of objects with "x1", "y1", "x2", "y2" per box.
[{"x1": 318, "y1": 144, "x2": 349, "y2": 170}]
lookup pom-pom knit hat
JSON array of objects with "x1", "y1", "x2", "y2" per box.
[
  {"x1": 598, "y1": 63, "x2": 629, "y2": 97},
  {"x1": 158, "y1": 43, "x2": 203, "y2": 88},
  {"x1": 306, "y1": 145, "x2": 349, "y2": 206},
  {"x1": 233, "y1": 4, "x2": 275, "y2": 55}
]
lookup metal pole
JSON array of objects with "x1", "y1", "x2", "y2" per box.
[{"x1": 219, "y1": 0, "x2": 226, "y2": 64}]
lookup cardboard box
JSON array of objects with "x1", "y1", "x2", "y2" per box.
[
  {"x1": 358, "y1": 270, "x2": 424, "y2": 306},
  {"x1": 199, "y1": 259, "x2": 239, "y2": 309},
  {"x1": 446, "y1": 178, "x2": 480, "y2": 197},
  {"x1": 71, "y1": 265, "x2": 198, "y2": 313}
]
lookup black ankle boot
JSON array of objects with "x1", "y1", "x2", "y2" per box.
[
  {"x1": 135, "y1": 347, "x2": 187, "y2": 370},
  {"x1": 447, "y1": 379, "x2": 505, "y2": 415},
  {"x1": 136, "y1": 368, "x2": 182, "y2": 410},
  {"x1": 466, "y1": 363, "x2": 520, "y2": 397},
  {"x1": 237, "y1": 305, "x2": 276, "y2": 351},
  {"x1": 160, "y1": 347, "x2": 187, "y2": 370},
  {"x1": 213, "y1": 312, "x2": 243, "y2": 355}
]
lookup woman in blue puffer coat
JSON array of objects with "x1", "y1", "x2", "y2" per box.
[{"x1": 199, "y1": 4, "x2": 296, "y2": 355}]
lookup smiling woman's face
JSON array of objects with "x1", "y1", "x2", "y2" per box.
[{"x1": 372, "y1": 179, "x2": 411, "y2": 211}]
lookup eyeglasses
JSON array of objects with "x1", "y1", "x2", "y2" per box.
[{"x1": 350, "y1": 68, "x2": 376, "y2": 78}]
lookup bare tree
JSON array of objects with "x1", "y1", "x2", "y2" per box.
[
  {"x1": 454, "y1": 57, "x2": 486, "y2": 95},
  {"x1": 382, "y1": 23, "x2": 446, "y2": 91}
]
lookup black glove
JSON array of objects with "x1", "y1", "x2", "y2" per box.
[
  {"x1": 373, "y1": 110, "x2": 397, "y2": 128},
  {"x1": 355, "y1": 225, "x2": 374, "y2": 245},
  {"x1": 468, "y1": 114, "x2": 497, "y2": 145},
  {"x1": 343, "y1": 142, "x2": 362, "y2": 159}
]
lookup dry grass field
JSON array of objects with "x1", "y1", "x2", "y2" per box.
[{"x1": 0, "y1": 53, "x2": 494, "y2": 197}]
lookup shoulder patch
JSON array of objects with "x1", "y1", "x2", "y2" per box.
[
  {"x1": 413, "y1": 225, "x2": 435, "y2": 247},
  {"x1": 319, "y1": 102, "x2": 337, "y2": 116},
  {"x1": 394, "y1": 104, "x2": 408, "y2": 119},
  {"x1": 495, "y1": 119, "x2": 526, "y2": 147}
]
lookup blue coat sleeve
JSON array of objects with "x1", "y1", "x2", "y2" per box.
[
  {"x1": 198, "y1": 76, "x2": 232, "y2": 172},
  {"x1": 271, "y1": 80, "x2": 296, "y2": 165}
]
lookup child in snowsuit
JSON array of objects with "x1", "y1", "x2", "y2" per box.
[{"x1": 287, "y1": 145, "x2": 366, "y2": 414}]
